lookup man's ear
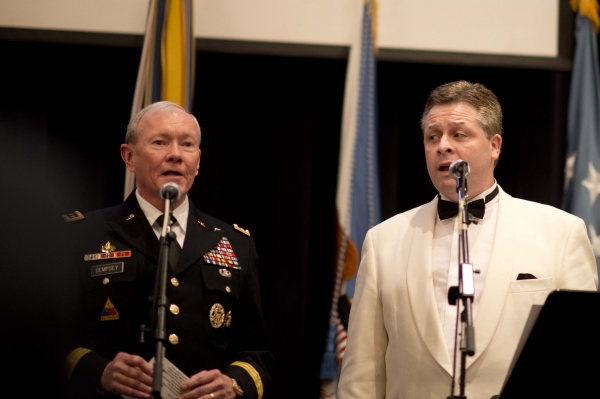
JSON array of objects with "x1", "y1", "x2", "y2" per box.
[
  {"x1": 195, "y1": 149, "x2": 201, "y2": 176},
  {"x1": 490, "y1": 134, "x2": 502, "y2": 161},
  {"x1": 120, "y1": 144, "x2": 135, "y2": 172}
]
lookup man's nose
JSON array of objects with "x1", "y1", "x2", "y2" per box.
[
  {"x1": 166, "y1": 143, "x2": 183, "y2": 161},
  {"x1": 438, "y1": 135, "x2": 454, "y2": 153}
]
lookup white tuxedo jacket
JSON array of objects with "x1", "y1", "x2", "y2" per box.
[{"x1": 337, "y1": 188, "x2": 598, "y2": 399}]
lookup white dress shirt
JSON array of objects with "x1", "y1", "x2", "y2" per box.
[
  {"x1": 136, "y1": 189, "x2": 188, "y2": 249},
  {"x1": 432, "y1": 182, "x2": 500, "y2": 360}
]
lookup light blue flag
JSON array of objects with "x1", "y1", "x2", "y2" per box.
[
  {"x1": 320, "y1": 0, "x2": 381, "y2": 395},
  {"x1": 562, "y1": 11, "x2": 600, "y2": 283},
  {"x1": 345, "y1": 0, "x2": 382, "y2": 299}
]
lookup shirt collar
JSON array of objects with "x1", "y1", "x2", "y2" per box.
[
  {"x1": 135, "y1": 189, "x2": 189, "y2": 233},
  {"x1": 440, "y1": 180, "x2": 498, "y2": 205}
]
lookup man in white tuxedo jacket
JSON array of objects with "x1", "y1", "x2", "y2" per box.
[{"x1": 337, "y1": 81, "x2": 598, "y2": 399}]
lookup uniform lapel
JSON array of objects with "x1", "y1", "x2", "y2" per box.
[
  {"x1": 407, "y1": 197, "x2": 454, "y2": 375},
  {"x1": 173, "y1": 204, "x2": 224, "y2": 275},
  {"x1": 467, "y1": 188, "x2": 515, "y2": 368},
  {"x1": 106, "y1": 193, "x2": 160, "y2": 261}
]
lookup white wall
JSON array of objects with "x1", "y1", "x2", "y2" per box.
[{"x1": 0, "y1": 0, "x2": 560, "y2": 58}]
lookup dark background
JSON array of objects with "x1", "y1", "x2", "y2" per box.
[{"x1": 0, "y1": 31, "x2": 573, "y2": 397}]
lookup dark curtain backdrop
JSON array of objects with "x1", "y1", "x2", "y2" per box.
[{"x1": 0, "y1": 39, "x2": 570, "y2": 397}]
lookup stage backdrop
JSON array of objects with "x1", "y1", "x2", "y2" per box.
[
  {"x1": 0, "y1": 0, "x2": 571, "y2": 69},
  {"x1": 0, "y1": 37, "x2": 572, "y2": 398}
]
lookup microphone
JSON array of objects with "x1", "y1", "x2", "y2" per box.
[
  {"x1": 159, "y1": 182, "x2": 182, "y2": 202},
  {"x1": 449, "y1": 159, "x2": 470, "y2": 180}
]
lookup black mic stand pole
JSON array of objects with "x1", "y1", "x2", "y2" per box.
[
  {"x1": 148, "y1": 197, "x2": 177, "y2": 399},
  {"x1": 448, "y1": 171, "x2": 476, "y2": 399}
]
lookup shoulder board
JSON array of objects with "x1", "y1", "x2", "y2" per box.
[
  {"x1": 62, "y1": 211, "x2": 84, "y2": 222},
  {"x1": 233, "y1": 223, "x2": 250, "y2": 237}
]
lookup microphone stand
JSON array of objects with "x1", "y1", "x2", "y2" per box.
[
  {"x1": 447, "y1": 171, "x2": 476, "y2": 399},
  {"x1": 148, "y1": 197, "x2": 177, "y2": 399}
]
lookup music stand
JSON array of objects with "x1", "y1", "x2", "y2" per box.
[{"x1": 497, "y1": 289, "x2": 600, "y2": 399}]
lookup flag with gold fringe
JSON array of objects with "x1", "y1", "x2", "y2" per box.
[
  {"x1": 320, "y1": 0, "x2": 381, "y2": 397},
  {"x1": 562, "y1": 0, "x2": 600, "y2": 282},
  {"x1": 124, "y1": 0, "x2": 196, "y2": 199}
]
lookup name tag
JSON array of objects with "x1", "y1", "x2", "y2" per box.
[{"x1": 91, "y1": 262, "x2": 124, "y2": 277}]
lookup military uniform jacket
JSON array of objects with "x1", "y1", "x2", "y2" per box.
[{"x1": 64, "y1": 193, "x2": 273, "y2": 399}]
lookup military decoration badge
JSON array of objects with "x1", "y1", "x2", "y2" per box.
[
  {"x1": 84, "y1": 241, "x2": 132, "y2": 261},
  {"x1": 203, "y1": 237, "x2": 240, "y2": 269},
  {"x1": 209, "y1": 303, "x2": 232, "y2": 328},
  {"x1": 219, "y1": 268, "x2": 232, "y2": 277}
]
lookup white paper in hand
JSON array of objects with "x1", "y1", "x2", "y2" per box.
[{"x1": 122, "y1": 357, "x2": 189, "y2": 399}]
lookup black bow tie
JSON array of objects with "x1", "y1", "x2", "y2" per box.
[{"x1": 437, "y1": 186, "x2": 499, "y2": 221}]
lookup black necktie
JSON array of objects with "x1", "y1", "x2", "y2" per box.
[
  {"x1": 156, "y1": 214, "x2": 182, "y2": 269},
  {"x1": 437, "y1": 186, "x2": 499, "y2": 221}
]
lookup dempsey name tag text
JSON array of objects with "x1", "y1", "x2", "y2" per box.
[{"x1": 91, "y1": 262, "x2": 124, "y2": 277}]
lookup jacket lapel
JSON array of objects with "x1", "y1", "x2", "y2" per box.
[
  {"x1": 467, "y1": 187, "x2": 515, "y2": 368},
  {"x1": 173, "y1": 205, "x2": 223, "y2": 275},
  {"x1": 106, "y1": 193, "x2": 160, "y2": 261},
  {"x1": 407, "y1": 197, "x2": 454, "y2": 375}
]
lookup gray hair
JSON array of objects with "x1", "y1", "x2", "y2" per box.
[{"x1": 125, "y1": 101, "x2": 201, "y2": 144}]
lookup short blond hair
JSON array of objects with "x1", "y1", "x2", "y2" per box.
[{"x1": 421, "y1": 80, "x2": 503, "y2": 140}]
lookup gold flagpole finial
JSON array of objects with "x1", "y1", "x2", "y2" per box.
[
  {"x1": 571, "y1": 0, "x2": 600, "y2": 34},
  {"x1": 364, "y1": 0, "x2": 379, "y2": 53}
]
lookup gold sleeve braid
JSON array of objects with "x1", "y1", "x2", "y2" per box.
[
  {"x1": 230, "y1": 361, "x2": 263, "y2": 399},
  {"x1": 65, "y1": 347, "x2": 92, "y2": 379}
]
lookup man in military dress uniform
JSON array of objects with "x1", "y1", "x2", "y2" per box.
[{"x1": 63, "y1": 101, "x2": 273, "y2": 399}]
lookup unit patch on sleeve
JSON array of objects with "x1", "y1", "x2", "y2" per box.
[
  {"x1": 203, "y1": 237, "x2": 241, "y2": 269},
  {"x1": 101, "y1": 298, "x2": 119, "y2": 321}
]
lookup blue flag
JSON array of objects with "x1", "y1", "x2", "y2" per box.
[
  {"x1": 124, "y1": 0, "x2": 195, "y2": 198},
  {"x1": 562, "y1": 9, "x2": 600, "y2": 282},
  {"x1": 320, "y1": 0, "x2": 381, "y2": 396}
]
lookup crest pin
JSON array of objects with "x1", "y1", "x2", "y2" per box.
[
  {"x1": 209, "y1": 303, "x2": 226, "y2": 328},
  {"x1": 101, "y1": 242, "x2": 116, "y2": 253},
  {"x1": 219, "y1": 268, "x2": 232, "y2": 277}
]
